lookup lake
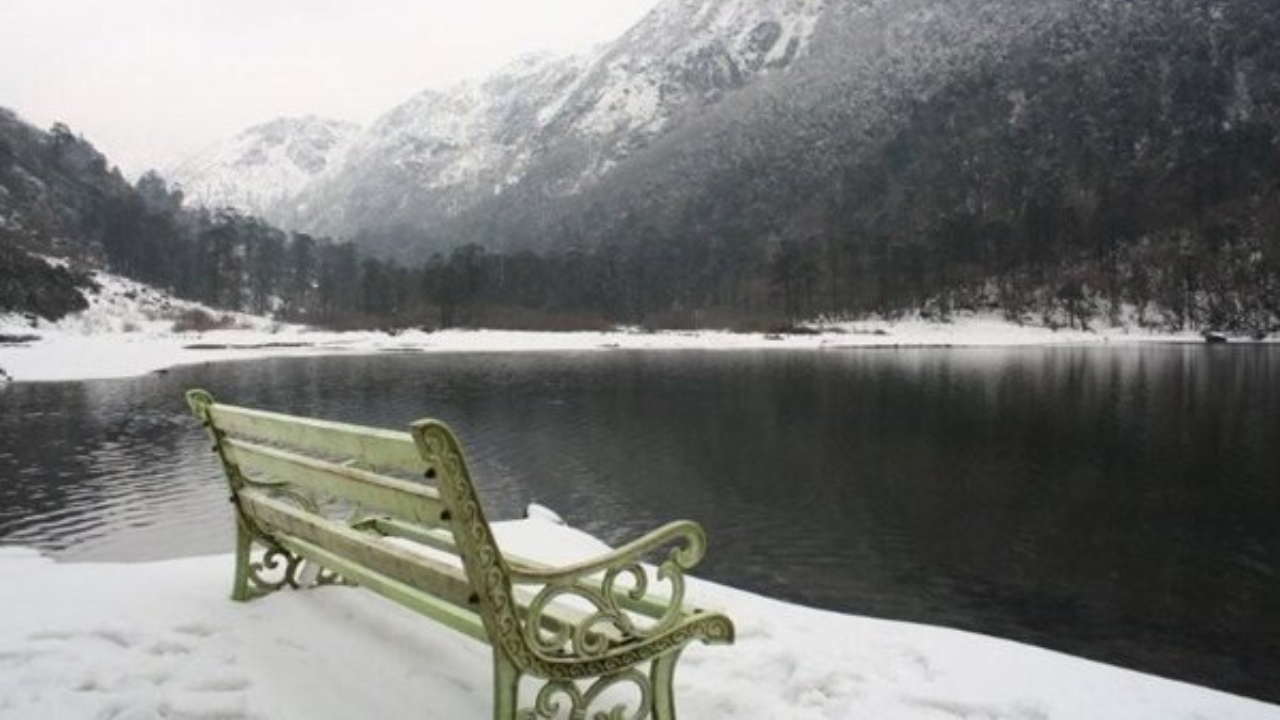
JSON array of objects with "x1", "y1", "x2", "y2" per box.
[{"x1": 1, "y1": 346, "x2": 1277, "y2": 703}]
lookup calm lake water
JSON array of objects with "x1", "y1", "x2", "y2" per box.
[{"x1": 1, "y1": 346, "x2": 1277, "y2": 702}]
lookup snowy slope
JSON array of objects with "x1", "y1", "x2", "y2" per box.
[
  {"x1": 1, "y1": 519, "x2": 1277, "y2": 719},
  {"x1": 538, "y1": 0, "x2": 827, "y2": 156},
  {"x1": 169, "y1": 116, "x2": 359, "y2": 221},
  {"x1": 295, "y1": 53, "x2": 587, "y2": 235},
  {"x1": 184, "y1": 0, "x2": 831, "y2": 237},
  {"x1": 0, "y1": 265, "x2": 277, "y2": 337}
]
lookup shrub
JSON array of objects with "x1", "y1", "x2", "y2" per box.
[{"x1": 171, "y1": 308, "x2": 240, "y2": 333}]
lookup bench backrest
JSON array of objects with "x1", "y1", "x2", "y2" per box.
[
  {"x1": 188, "y1": 391, "x2": 446, "y2": 523},
  {"x1": 186, "y1": 389, "x2": 528, "y2": 663}
]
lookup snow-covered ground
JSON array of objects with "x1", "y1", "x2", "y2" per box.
[
  {"x1": 1, "y1": 267, "x2": 1257, "y2": 384},
  {"x1": 1, "y1": 516, "x2": 1276, "y2": 720},
  {"x1": 3, "y1": 271, "x2": 1278, "y2": 716}
]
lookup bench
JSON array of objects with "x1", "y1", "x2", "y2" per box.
[{"x1": 185, "y1": 389, "x2": 734, "y2": 720}]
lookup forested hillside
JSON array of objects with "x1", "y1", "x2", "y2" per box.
[
  {"x1": 177, "y1": 0, "x2": 1280, "y2": 334},
  {"x1": 0, "y1": 109, "x2": 402, "y2": 327},
  {"x1": 813, "y1": 0, "x2": 1280, "y2": 332},
  {"x1": 421, "y1": 0, "x2": 1280, "y2": 333}
]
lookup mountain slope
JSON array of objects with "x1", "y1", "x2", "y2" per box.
[
  {"x1": 453, "y1": 0, "x2": 1081, "y2": 247},
  {"x1": 175, "y1": 0, "x2": 830, "y2": 240},
  {"x1": 169, "y1": 116, "x2": 359, "y2": 221},
  {"x1": 273, "y1": 0, "x2": 1084, "y2": 249},
  {"x1": 288, "y1": 53, "x2": 587, "y2": 238},
  {"x1": 416, "y1": 0, "x2": 1279, "y2": 332}
]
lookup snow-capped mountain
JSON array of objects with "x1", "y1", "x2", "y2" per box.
[
  {"x1": 291, "y1": 53, "x2": 588, "y2": 237},
  {"x1": 166, "y1": 0, "x2": 1278, "y2": 288},
  {"x1": 535, "y1": 0, "x2": 826, "y2": 162},
  {"x1": 173, "y1": 0, "x2": 829, "y2": 237},
  {"x1": 169, "y1": 116, "x2": 359, "y2": 221}
]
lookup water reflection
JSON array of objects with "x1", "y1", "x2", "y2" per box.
[{"x1": 0, "y1": 346, "x2": 1277, "y2": 702}]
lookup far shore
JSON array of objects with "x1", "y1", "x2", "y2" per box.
[
  {"x1": 1, "y1": 318, "x2": 1275, "y2": 383},
  {"x1": 4, "y1": 268, "x2": 1275, "y2": 384}
]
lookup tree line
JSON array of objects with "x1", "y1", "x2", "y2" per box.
[
  {"x1": 9, "y1": 110, "x2": 1276, "y2": 335},
  {"x1": 104, "y1": 169, "x2": 1280, "y2": 336}
]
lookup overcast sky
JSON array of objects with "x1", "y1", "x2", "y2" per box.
[{"x1": 0, "y1": 0, "x2": 660, "y2": 175}]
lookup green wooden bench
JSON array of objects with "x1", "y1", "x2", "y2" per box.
[{"x1": 186, "y1": 389, "x2": 734, "y2": 720}]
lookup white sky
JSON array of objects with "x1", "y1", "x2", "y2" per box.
[{"x1": 0, "y1": 0, "x2": 660, "y2": 176}]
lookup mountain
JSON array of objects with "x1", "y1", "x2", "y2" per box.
[
  {"x1": 169, "y1": 0, "x2": 1280, "y2": 332},
  {"x1": 181, "y1": 0, "x2": 1104, "y2": 250},
  {"x1": 172, "y1": 0, "x2": 829, "y2": 242},
  {"x1": 0, "y1": 108, "x2": 381, "y2": 326},
  {"x1": 169, "y1": 116, "x2": 359, "y2": 222},
  {"x1": 419, "y1": 0, "x2": 1280, "y2": 332},
  {"x1": 288, "y1": 53, "x2": 588, "y2": 240},
  {"x1": 451, "y1": 0, "x2": 1085, "y2": 249}
]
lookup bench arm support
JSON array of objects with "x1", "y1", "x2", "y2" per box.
[
  {"x1": 507, "y1": 520, "x2": 707, "y2": 586},
  {"x1": 505, "y1": 520, "x2": 723, "y2": 663}
]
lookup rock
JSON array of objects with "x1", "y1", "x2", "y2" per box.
[{"x1": 0, "y1": 244, "x2": 90, "y2": 321}]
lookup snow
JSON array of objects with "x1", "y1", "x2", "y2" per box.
[
  {"x1": 286, "y1": 52, "x2": 591, "y2": 233},
  {"x1": 0, "y1": 515, "x2": 1275, "y2": 719},
  {"x1": 1, "y1": 266, "x2": 1269, "y2": 384},
  {"x1": 16, "y1": 267, "x2": 279, "y2": 336},
  {"x1": 568, "y1": 0, "x2": 826, "y2": 144},
  {"x1": 576, "y1": 67, "x2": 667, "y2": 137},
  {"x1": 169, "y1": 116, "x2": 360, "y2": 221},
  {"x1": 0, "y1": 317, "x2": 1238, "y2": 384},
  {"x1": 708, "y1": 0, "x2": 827, "y2": 67}
]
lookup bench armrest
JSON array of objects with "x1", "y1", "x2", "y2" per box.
[
  {"x1": 507, "y1": 519, "x2": 707, "y2": 586},
  {"x1": 505, "y1": 520, "x2": 720, "y2": 661}
]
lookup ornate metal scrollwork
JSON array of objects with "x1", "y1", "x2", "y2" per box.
[
  {"x1": 236, "y1": 477, "x2": 350, "y2": 592},
  {"x1": 518, "y1": 670, "x2": 654, "y2": 720},
  {"x1": 240, "y1": 529, "x2": 350, "y2": 593},
  {"x1": 412, "y1": 419, "x2": 734, "y2": 694},
  {"x1": 313, "y1": 564, "x2": 347, "y2": 586},
  {"x1": 522, "y1": 543, "x2": 694, "y2": 660},
  {"x1": 248, "y1": 545, "x2": 303, "y2": 591}
]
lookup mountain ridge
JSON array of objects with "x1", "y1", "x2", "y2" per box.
[
  {"x1": 172, "y1": 0, "x2": 830, "y2": 239},
  {"x1": 169, "y1": 115, "x2": 359, "y2": 224}
]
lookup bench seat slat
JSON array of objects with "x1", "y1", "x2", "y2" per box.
[
  {"x1": 367, "y1": 516, "x2": 677, "y2": 622},
  {"x1": 240, "y1": 490, "x2": 476, "y2": 609},
  {"x1": 224, "y1": 438, "x2": 445, "y2": 526},
  {"x1": 209, "y1": 404, "x2": 423, "y2": 476},
  {"x1": 252, "y1": 500, "x2": 628, "y2": 650},
  {"x1": 274, "y1": 534, "x2": 489, "y2": 644},
  {"x1": 359, "y1": 516, "x2": 459, "y2": 556},
  {"x1": 235, "y1": 470, "x2": 637, "y2": 652}
]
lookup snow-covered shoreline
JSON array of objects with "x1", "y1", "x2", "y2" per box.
[
  {"x1": 0, "y1": 322, "x2": 1231, "y2": 384},
  {"x1": 4, "y1": 266, "x2": 1274, "y2": 383},
  {"x1": 2, "y1": 517, "x2": 1276, "y2": 719}
]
